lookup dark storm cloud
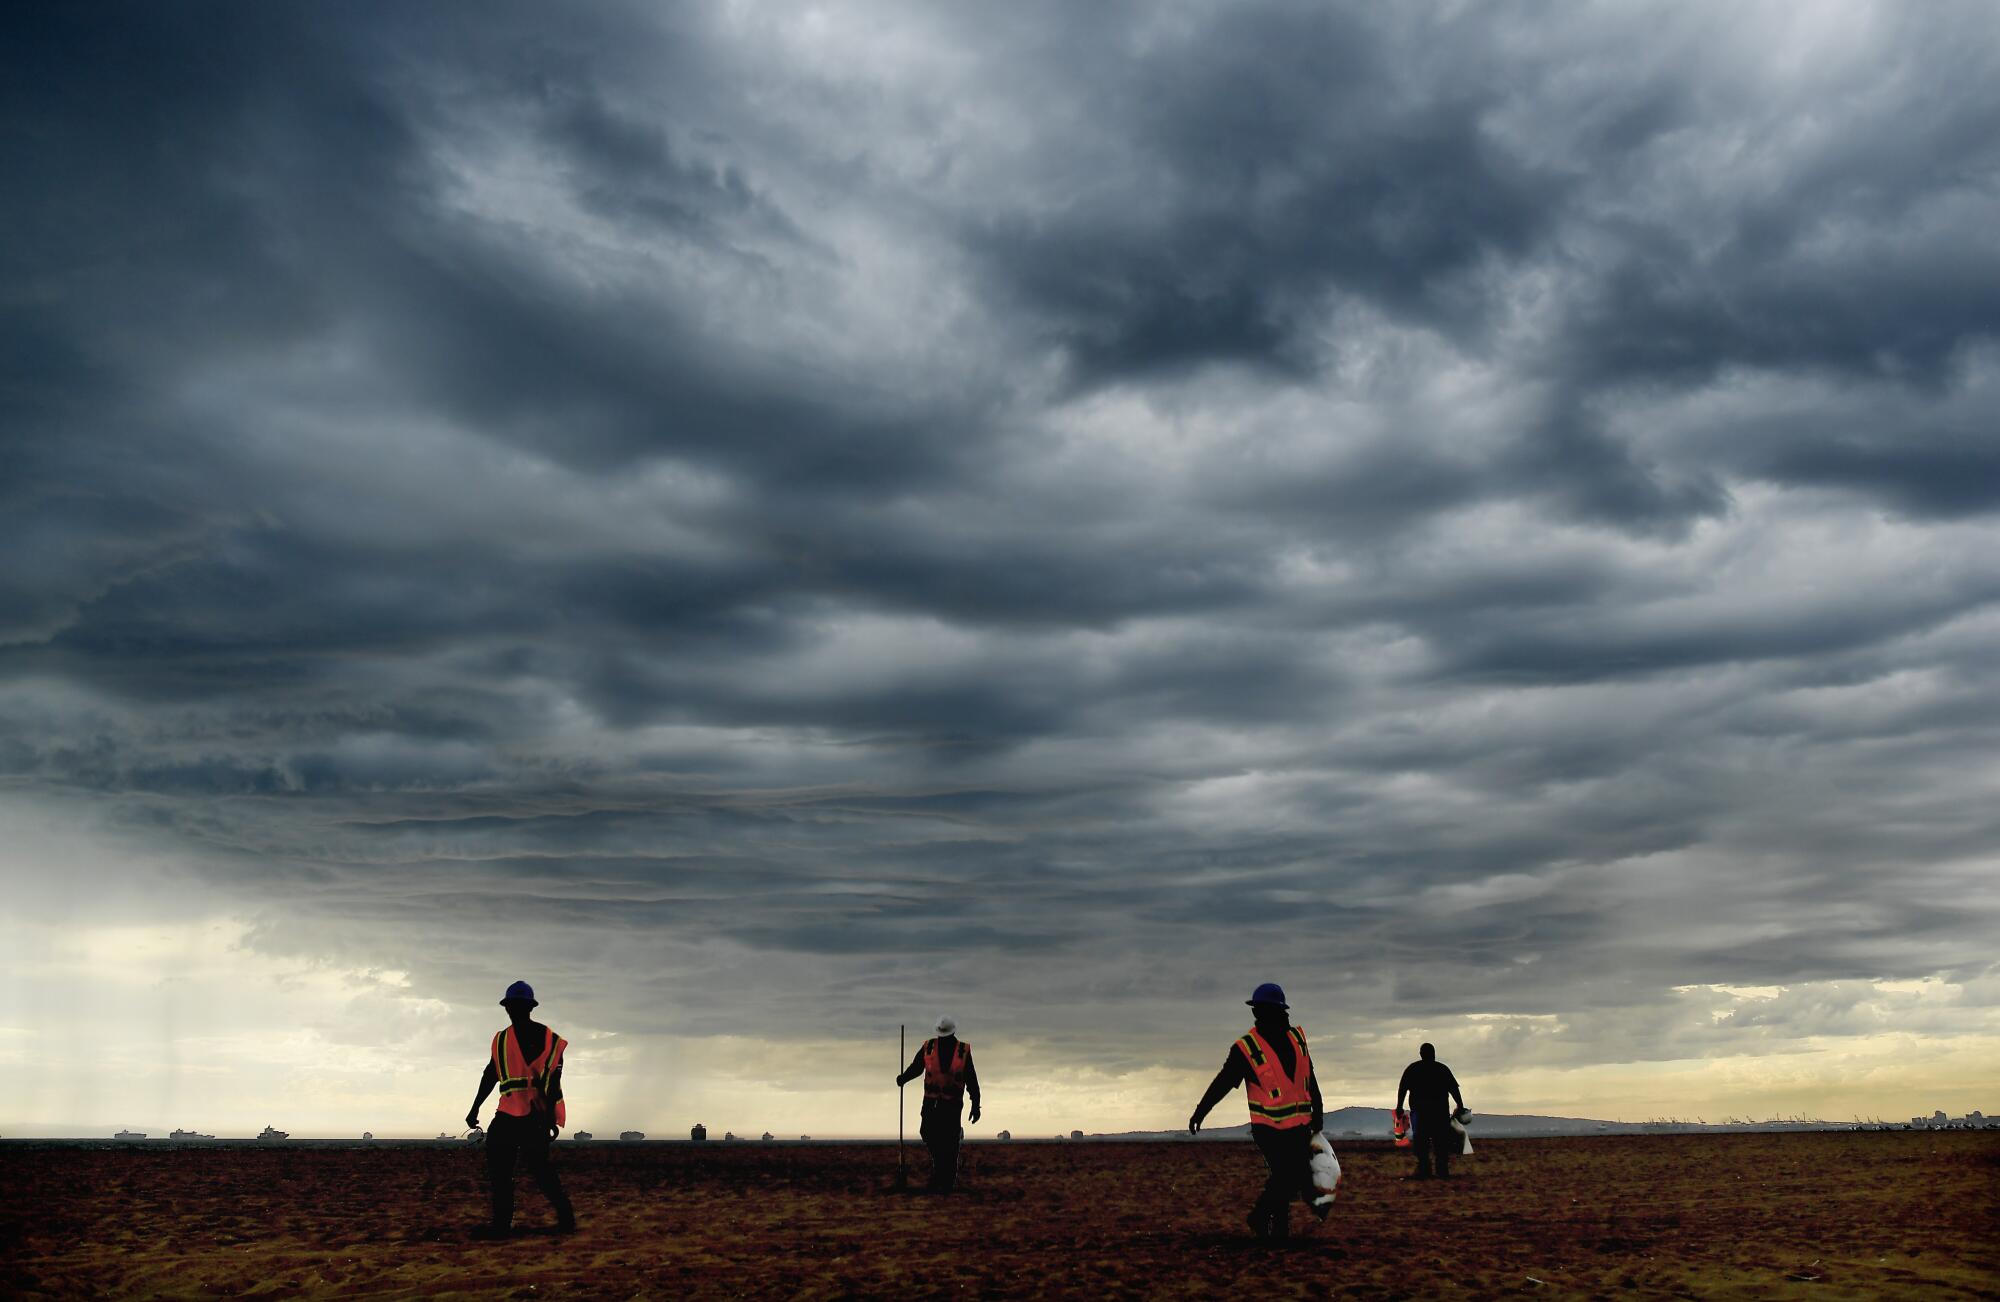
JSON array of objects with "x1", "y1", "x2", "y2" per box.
[
  {"x1": 6, "y1": 0, "x2": 2000, "y2": 1086},
  {"x1": 964, "y1": 5, "x2": 1561, "y2": 385}
]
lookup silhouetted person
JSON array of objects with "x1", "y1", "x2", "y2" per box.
[
  {"x1": 1395, "y1": 1042, "x2": 1465, "y2": 1180},
  {"x1": 896, "y1": 1015, "x2": 980, "y2": 1192},
  {"x1": 467, "y1": 981, "x2": 577, "y2": 1237},
  {"x1": 1189, "y1": 983, "x2": 1326, "y2": 1242}
]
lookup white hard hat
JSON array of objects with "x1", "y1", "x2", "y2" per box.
[{"x1": 936, "y1": 1015, "x2": 957, "y2": 1035}]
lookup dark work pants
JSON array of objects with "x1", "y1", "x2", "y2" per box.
[
  {"x1": 919, "y1": 1100, "x2": 963, "y2": 1192},
  {"x1": 1412, "y1": 1109, "x2": 1453, "y2": 1178},
  {"x1": 1250, "y1": 1125, "x2": 1317, "y2": 1232},
  {"x1": 486, "y1": 1113, "x2": 575, "y2": 1230}
]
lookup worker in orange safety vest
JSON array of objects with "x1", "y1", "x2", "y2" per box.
[
  {"x1": 1395, "y1": 1041, "x2": 1466, "y2": 1181},
  {"x1": 895, "y1": 1015, "x2": 981, "y2": 1192},
  {"x1": 467, "y1": 981, "x2": 577, "y2": 1238},
  {"x1": 1188, "y1": 982, "x2": 1327, "y2": 1242}
]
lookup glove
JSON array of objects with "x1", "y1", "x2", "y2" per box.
[
  {"x1": 465, "y1": 1109, "x2": 480, "y2": 1130},
  {"x1": 1188, "y1": 1112, "x2": 1203, "y2": 1135},
  {"x1": 969, "y1": 1104, "x2": 980, "y2": 1124}
]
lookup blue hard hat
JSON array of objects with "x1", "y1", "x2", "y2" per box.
[
  {"x1": 1246, "y1": 982, "x2": 1288, "y2": 1008},
  {"x1": 500, "y1": 980, "x2": 537, "y2": 1007}
]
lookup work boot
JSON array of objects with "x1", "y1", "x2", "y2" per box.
[
  {"x1": 556, "y1": 1212, "x2": 578, "y2": 1234},
  {"x1": 1245, "y1": 1210, "x2": 1272, "y2": 1242},
  {"x1": 1269, "y1": 1211, "x2": 1290, "y2": 1243},
  {"x1": 470, "y1": 1225, "x2": 511, "y2": 1241}
]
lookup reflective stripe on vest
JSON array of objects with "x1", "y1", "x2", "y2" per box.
[
  {"x1": 1234, "y1": 1025, "x2": 1313, "y2": 1129},
  {"x1": 922, "y1": 1038, "x2": 970, "y2": 1103},
  {"x1": 493, "y1": 1025, "x2": 567, "y2": 1126}
]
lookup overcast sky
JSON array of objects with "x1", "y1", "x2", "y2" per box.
[{"x1": 5, "y1": 1, "x2": 1999, "y2": 1138}]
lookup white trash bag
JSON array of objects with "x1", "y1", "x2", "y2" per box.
[
  {"x1": 1450, "y1": 1108, "x2": 1473, "y2": 1156},
  {"x1": 1309, "y1": 1131, "x2": 1342, "y2": 1206}
]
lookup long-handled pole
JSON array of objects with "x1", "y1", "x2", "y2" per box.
[{"x1": 895, "y1": 1023, "x2": 908, "y2": 1189}]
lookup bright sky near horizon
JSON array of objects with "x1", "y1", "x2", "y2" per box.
[{"x1": 5, "y1": 1, "x2": 2000, "y2": 1140}]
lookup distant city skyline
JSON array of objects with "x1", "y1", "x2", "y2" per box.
[{"x1": 5, "y1": 2, "x2": 2000, "y2": 1139}]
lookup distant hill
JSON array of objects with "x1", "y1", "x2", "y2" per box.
[{"x1": 1088, "y1": 1106, "x2": 1837, "y2": 1140}]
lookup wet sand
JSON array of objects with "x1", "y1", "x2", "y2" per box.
[{"x1": 3, "y1": 1131, "x2": 1996, "y2": 1298}]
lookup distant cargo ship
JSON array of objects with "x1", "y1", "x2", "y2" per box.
[
  {"x1": 257, "y1": 1126, "x2": 288, "y2": 1140},
  {"x1": 619, "y1": 1130, "x2": 645, "y2": 1142},
  {"x1": 115, "y1": 1130, "x2": 146, "y2": 1140},
  {"x1": 572, "y1": 1131, "x2": 592, "y2": 1141},
  {"x1": 170, "y1": 1129, "x2": 216, "y2": 1141}
]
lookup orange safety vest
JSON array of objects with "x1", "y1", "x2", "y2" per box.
[
  {"x1": 922, "y1": 1038, "x2": 971, "y2": 1104},
  {"x1": 1234, "y1": 1025, "x2": 1314, "y2": 1130},
  {"x1": 492, "y1": 1024, "x2": 568, "y2": 1128}
]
